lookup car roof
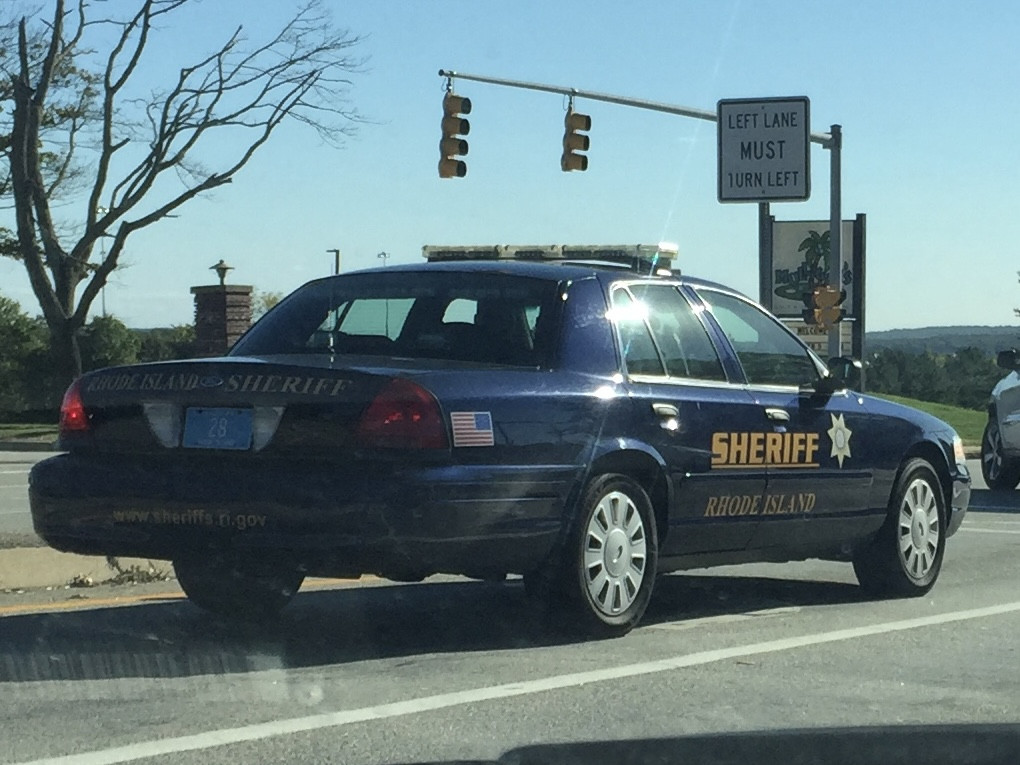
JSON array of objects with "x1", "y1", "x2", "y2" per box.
[{"x1": 325, "y1": 259, "x2": 739, "y2": 296}]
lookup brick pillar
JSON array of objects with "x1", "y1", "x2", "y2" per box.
[{"x1": 190, "y1": 284, "x2": 253, "y2": 357}]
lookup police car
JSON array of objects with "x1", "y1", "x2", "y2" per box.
[
  {"x1": 982, "y1": 348, "x2": 1020, "y2": 489},
  {"x1": 29, "y1": 245, "x2": 971, "y2": 637}
]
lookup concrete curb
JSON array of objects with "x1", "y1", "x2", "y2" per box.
[
  {"x1": 0, "y1": 547, "x2": 169, "y2": 591},
  {"x1": 0, "y1": 440, "x2": 60, "y2": 452}
]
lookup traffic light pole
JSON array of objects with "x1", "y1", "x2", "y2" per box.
[
  {"x1": 439, "y1": 69, "x2": 847, "y2": 355},
  {"x1": 438, "y1": 69, "x2": 836, "y2": 145},
  {"x1": 828, "y1": 125, "x2": 843, "y2": 361}
]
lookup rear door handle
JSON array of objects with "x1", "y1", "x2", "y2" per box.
[
  {"x1": 652, "y1": 403, "x2": 679, "y2": 418},
  {"x1": 765, "y1": 407, "x2": 790, "y2": 422}
]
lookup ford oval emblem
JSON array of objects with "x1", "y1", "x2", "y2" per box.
[{"x1": 199, "y1": 376, "x2": 224, "y2": 388}]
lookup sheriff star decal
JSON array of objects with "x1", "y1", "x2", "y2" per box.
[{"x1": 827, "y1": 413, "x2": 853, "y2": 468}]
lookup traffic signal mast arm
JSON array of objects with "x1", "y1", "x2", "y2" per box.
[{"x1": 437, "y1": 69, "x2": 836, "y2": 146}]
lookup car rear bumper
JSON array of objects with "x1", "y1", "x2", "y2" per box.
[{"x1": 29, "y1": 453, "x2": 575, "y2": 579}]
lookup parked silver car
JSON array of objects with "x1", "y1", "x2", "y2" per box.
[{"x1": 982, "y1": 349, "x2": 1020, "y2": 489}]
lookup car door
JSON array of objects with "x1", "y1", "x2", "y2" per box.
[
  {"x1": 608, "y1": 283, "x2": 766, "y2": 558},
  {"x1": 694, "y1": 287, "x2": 875, "y2": 551}
]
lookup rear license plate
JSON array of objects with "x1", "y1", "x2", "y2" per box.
[{"x1": 182, "y1": 407, "x2": 253, "y2": 450}]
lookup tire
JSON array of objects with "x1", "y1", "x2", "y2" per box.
[
  {"x1": 852, "y1": 458, "x2": 946, "y2": 597},
  {"x1": 981, "y1": 418, "x2": 1020, "y2": 490},
  {"x1": 534, "y1": 473, "x2": 658, "y2": 638},
  {"x1": 173, "y1": 553, "x2": 304, "y2": 621}
]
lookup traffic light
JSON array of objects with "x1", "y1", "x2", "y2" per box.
[
  {"x1": 561, "y1": 107, "x2": 591, "y2": 172},
  {"x1": 439, "y1": 92, "x2": 471, "y2": 179},
  {"x1": 802, "y1": 285, "x2": 847, "y2": 330}
]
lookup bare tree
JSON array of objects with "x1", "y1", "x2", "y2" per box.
[{"x1": 3, "y1": 0, "x2": 363, "y2": 395}]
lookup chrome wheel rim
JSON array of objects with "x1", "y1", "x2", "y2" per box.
[
  {"x1": 583, "y1": 490, "x2": 647, "y2": 616},
  {"x1": 983, "y1": 424, "x2": 1003, "y2": 482},
  {"x1": 897, "y1": 478, "x2": 940, "y2": 580}
]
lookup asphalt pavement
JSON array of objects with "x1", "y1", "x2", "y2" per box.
[{"x1": 1, "y1": 454, "x2": 1019, "y2": 765}]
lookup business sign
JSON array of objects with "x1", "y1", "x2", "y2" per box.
[
  {"x1": 761, "y1": 216, "x2": 866, "y2": 360},
  {"x1": 717, "y1": 97, "x2": 810, "y2": 202},
  {"x1": 770, "y1": 220, "x2": 855, "y2": 318}
]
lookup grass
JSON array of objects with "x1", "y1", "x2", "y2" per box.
[
  {"x1": 0, "y1": 423, "x2": 58, "y2": 441},
  {"x1": 867, "y1": 393, "x2": 986, "y2": 445}
]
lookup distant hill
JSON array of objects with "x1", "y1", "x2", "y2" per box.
[{"x1": 865, "y1": 326, "x2": 1019, "y2": 355}]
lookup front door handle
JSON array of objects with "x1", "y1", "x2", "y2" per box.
[
  {"x1": 652, "y1": 403, "x2": 680, "y2": 432},
  {"x1": 652, "y1": 403, "x2": 679, "y2": 418},
  {"x1": 765, "y1": 407, "x2": 790, "y2": 422}
]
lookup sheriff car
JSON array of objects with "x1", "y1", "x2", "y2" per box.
[{"x1": 29, "y1": 245, "x2": 971, "y2": 637}]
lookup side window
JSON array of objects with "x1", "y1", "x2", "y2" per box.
[
  {"x1": 442, "y1": 299, "x2": 477, "y2": 324},
  {"x1": 629, "y1": 284, "x2": 726, "y2": 381},
  {"x1": 699, "y1": 289, "x2": 820, "y2": 387},
  {"x1": 610, "y1": 288, "x2": 663, "y2": 376}
]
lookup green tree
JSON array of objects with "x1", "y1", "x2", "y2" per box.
[
  {"x1": 0, "y1": 293, "x2": 47, "y2": 412},
  {"x1": 943, "y1": 347, "x2": 1000, "y2": 410},
  {"x1": 252, "y1": 289, "x2": 284, "y2": 321},
  {"x1": 78, "y1": 315, "x2": 141, "y2": 371},
  {"x1": 2, "y1": 0, "x2": 364, "y2": 395},
  {"x1": 137, "y1": 325, "x2": 195, "y2": 362}
]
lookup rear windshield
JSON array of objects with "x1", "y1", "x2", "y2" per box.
[{"x1": 231, "y1": 270, "x2": 562, "y2": 367}]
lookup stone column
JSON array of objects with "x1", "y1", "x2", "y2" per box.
[{"x1": 190, "y1": 284, "x2": 253, "y2": 357}]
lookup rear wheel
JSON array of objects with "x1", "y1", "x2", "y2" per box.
[
  {"x1": 981, "y1": 418, "x2": 1020, "y2": 490},
  {"x1": 852, "y1": 458, "x2": 945, "y2": 597},
  {"x1": 173, "y1": 553, "x2": 304, "y2": 621},
  {"x1": 532, "y1": 473, "x2": 658, "y2": 638}
]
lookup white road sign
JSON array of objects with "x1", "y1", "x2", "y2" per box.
[{"x1": 717, "y1": 97, "x2": 810, "y2": 202}]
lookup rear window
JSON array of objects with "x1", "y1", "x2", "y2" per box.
[{"x1": 231, "y1": 270, "x2": 561, "y2": 367}]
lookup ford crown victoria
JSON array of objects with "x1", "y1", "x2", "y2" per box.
[{"x1": 29, "y1": 254, "x2": 971, "y2": 637}]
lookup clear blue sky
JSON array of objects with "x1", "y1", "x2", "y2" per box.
[{"x1": 2, "y1": 0, "x2": 1018, "y2": 332}]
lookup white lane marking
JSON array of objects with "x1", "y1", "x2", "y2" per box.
[
  {"x1": 959, "y1": 527, "x2": 1020, "y2": 535},
  {"x1": 0, "y1": 470, "x2": 31, "y2": 475},
  {"x1": 15, "y1": 599, "x2": 1020, "y2": 765}
]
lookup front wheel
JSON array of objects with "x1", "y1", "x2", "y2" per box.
[
  {"x1": 852, "y1": 458, "x2": 946, "y2": 597},
  {"x1": 534, "y1": 473, "x2": 658, "y2": 638},
  {"x1": 173, "y1": 553, "x2": 304, "y2": 621},
  {"x1": 981, "y1": 418, "x2": 1020, "y2": 490}
]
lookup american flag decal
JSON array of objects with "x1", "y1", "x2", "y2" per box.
[{"x1": 450, "y1": 411, "x2": 495, "y2": 447}]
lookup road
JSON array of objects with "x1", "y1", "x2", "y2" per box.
[
  {"x1": 1, "y1": 460, "x2": 1019, "y2": 764},
  {"x1": 0, "y1": 451, "x2": 59, "y2": 546}
]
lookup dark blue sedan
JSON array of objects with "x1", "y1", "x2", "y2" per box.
[{"x1": 29, "y1": 254, "x2": 970, "y2": 637}]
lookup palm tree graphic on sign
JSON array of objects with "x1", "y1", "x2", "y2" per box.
[{"x1": 798, "y1": 229, "x2": 830, "y2": 287}]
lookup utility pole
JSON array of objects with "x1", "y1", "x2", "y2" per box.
[{"x1": 327, "y1": 248, "x2": 341, "y2": 275}]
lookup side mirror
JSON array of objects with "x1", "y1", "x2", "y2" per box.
[
  {"x1": 996, "y1": 349, "x2": 1019, "y2": 371},
  {"x1": 827, "y1": 356, "x2": 864, "y2": 390}
]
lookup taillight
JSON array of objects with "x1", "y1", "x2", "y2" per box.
[
  {"x1": 59, "y1": 378, "x2": 90, "y2": 434},
  {"x1": 356, "y1": 378, "x2": 448, "y2": 450}
]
